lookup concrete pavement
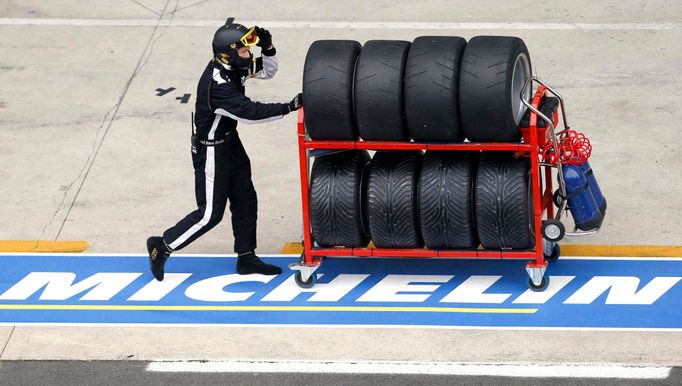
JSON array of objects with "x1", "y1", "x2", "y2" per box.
[
  {"x1": 1, "y1": 326, "x2": 682, "y2": 365},
  {"x1": 2, "y1": 1, "x2": 682, "y2": 254}
]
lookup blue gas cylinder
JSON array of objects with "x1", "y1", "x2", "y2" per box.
[
  {"x1": 563, "y1": 164, "x2": 603, "y2": 231},
  {"x1": 580, "y1": 162, "x2": 607, "y2": 214}
]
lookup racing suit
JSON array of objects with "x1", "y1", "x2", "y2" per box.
[{"x1": 162, "y1": 50, "x2": 290, "y2": 254}]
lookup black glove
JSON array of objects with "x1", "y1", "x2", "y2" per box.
[
  {"x1": 288, "y1": 93, "x2": 303, "y2": 112},
  {"x1": 255, "y1": 26, "x2": 273, "y2": 49}
]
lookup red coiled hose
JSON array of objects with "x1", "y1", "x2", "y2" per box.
[{"x1": 542, "y1": 130, "x2": 592, "y2": 165}]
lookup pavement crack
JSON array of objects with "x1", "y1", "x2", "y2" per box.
[
  {"x1": 165, "y1": 0, "x2": 213, "y2": 15},
  {"x1": 34, "y1": 109, "x2": 114, "y2": 247},
  {"x1": 137, "y1": 0, "x2": 180, "y2": 75},
  {"x1": 0, "y1": 326, "x2": 15, "y2": 358},
  {"x1": 53, "y1": 0, "x2": 173, "y2": 241},
  {"x1": 130, "y1": 0, "x2": 161, "y2": 16}
]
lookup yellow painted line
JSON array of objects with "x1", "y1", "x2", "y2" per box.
[
  {"x1": 280, "y1": 242, "x2": 377, "y2": 254},
  {"x1": 0, "y1": 304, "x2": 536, "y2": 314},
  {"x1": 281, "y1": 242, "x2": 682, "y2": 257},
  {"x1": 280, "y1": 242, "x2": 302, "y2": 254},
  {"x1": 0, "y1": 240, "x2": 89, "y2": 253},
  {"x1": 560, "y1": 245, "x2": 682, "y2": 257}
]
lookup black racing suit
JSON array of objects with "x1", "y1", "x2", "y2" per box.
[{"x1": 163, "y1": 50, "x2": 290, "y2": 254}]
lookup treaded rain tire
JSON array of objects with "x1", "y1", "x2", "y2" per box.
[
  {"x1": 367, "y1": 151, "x2": 423, "y2": 248},
  {"x1": 419, "y1": 151, "x2": 478, "y2": 249},
  {"x1": 405, "y1": 36, "x2": 467, "y2": 142},
  {"x1": 459, "y1": 36, "x2": 532, "y2": 142},
  {"x1": 475, "y1": 152, "x2": 532, "y2": 249},
  {"x1": 303, "y1": 40, "x2": 361, "y2": 140},
  {"x1": 310, "y1": 150, "x2": 370, "y2": 247},
  {"x1": 354, "y1": 40, "x2": 411, "y2": 141}
]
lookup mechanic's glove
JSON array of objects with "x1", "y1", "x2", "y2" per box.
[
  {"x1": 255, "y1": 26, "x2": 274, "y2": 50},
  {"x1": 288, "y1": 93, "x2": 303, "y2": 112}
]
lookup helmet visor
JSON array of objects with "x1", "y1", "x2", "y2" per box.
[{"x1": 240, "y1": 26, "x2": 260, "y2": 47}]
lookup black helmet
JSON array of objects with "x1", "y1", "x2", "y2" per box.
[{"x1": 212, "y1": 18, "x2": 259, "y2": 69}]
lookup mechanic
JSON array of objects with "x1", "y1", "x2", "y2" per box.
[{"x1": 146, "y1": 19, "x2": 303, "y2": 281}]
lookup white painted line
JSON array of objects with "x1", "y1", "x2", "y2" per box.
[
  {"x1": 146, "y1": 360, "x2": 671, "y2": 379},
  {"x1": 0, "y1": 18, "x2": 681, "y2": 30}
]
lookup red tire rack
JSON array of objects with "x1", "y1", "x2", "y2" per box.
[{"x1": 290, "y1": 82, "x2": 562, "y2": 290}]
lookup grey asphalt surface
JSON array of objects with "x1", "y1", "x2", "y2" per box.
[{"x1": 0, "y1": 361, "x2": 680, "y2": 386}]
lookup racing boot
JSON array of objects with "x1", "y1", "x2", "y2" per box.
[
  {"x1": 236, "y1": 251, "x2": 282, "y2": 275},
  {"x1": 147, "y1": 236, "x2": 171, "y2": 281}
]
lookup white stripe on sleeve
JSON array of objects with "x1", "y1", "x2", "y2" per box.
[{"x1": 255, "y1": 55, "x2": 278, "y2": 79}]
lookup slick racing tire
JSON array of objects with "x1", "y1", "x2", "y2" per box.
[
  {"x1": 405, "y1": 36, "x2": 467, "y2": 142},
  {"x1": 419, "y1": 151, "x2": 478, "y2": 249},
  {"x1": 459, "y1": 36, "x2": 532, "y2": 142},
  {"x1": 303, "y1": 40, "x2": 362, "y2": 140},
  {"x1": 475, "y1": 152, "x2": 532, "y2": 249},
  {"x1": 367, "y1": 151, "x2": 423, "y2": 248},
  {"x1": 354, "y1": 40, "x2": 411, "y2": 141},
  {"x1": 310, "y1": 150, "x2": 371, "y2": 247}
]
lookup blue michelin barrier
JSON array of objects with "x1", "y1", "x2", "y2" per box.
[{"x1": 0, "y1": 254, "x2": 681, "y2": 329}]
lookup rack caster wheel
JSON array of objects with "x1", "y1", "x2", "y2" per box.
[
  {"x1": 553, "y1": 190, "x2": 565, "y2": 207},
  {"x1": 295, "y1": 271, "x2": 317, "y2": 288},
  {"x1": 544, "y1": 243, "x2": 561, "y2": 263},
  {"x1": 542, "y1": 219, "x2": 565, "y2": 242},
  {"x1": 528, "y1": 275, "x2": 549, "y2": 292}
]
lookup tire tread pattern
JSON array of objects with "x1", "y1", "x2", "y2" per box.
[
  {"x1": 459, "y1": 36, "x2": 531, "y2": 142},
  {"x1": 310, "y1": 150, "x2": 370, "y2": 247},
  {"x1": 303, "y1": 40, "x2": 361, "y2": 140},
  {"x1": 355, "y1": 40, "x2": 411, "y2": 141},
  {"x1": 475, "y1": 153, "x2": 531, "y2": 249},
  {"x1": 419, "y1": 151, "x2": 478, "y2": 249},
  {"x1": 405, "y1": 36, "x2": 467, "y2": 142},
  {"x1": 368, "y1": 151, "x2": 423, "y2": 248}
]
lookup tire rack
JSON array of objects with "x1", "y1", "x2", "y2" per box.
[{"x1": 291, "y1": 81, "x2": 562, "y2": 290}]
